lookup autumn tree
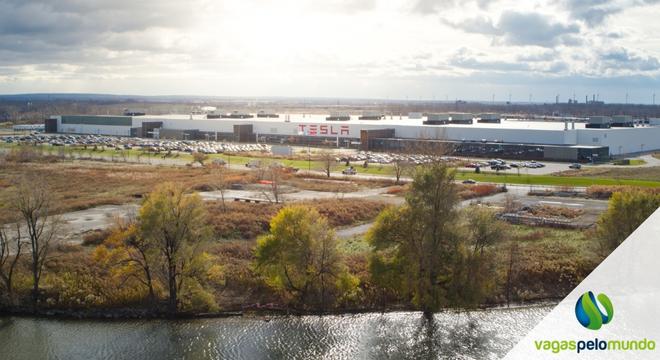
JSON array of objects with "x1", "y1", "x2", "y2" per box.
[
  {"x1": 597, "y1": 189, "x2": 660, "y2": 252},
  {"x1": 254, "y1": 206, "x2": 358, "y2": 310},
  {"x1": 94, "y1": 216, "x2": 159, "y2": 305},
  {"x1": 12, "y1": 177, "x2": 61, "y2": 309},
  {"x1": 452, "y1": 206, "x2": 508, "y2": 306},
  {"x1": 367, "y1": 163, "x2": 461, "y2": 316},
  {"x1": 139, "y1": 183, "x2": 211, "y2": 313}
]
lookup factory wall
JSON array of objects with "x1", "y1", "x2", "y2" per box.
[
  {"x1": 56, "y1": 115, "x2": 660, "y2": 156},
  {"x1": 576, "y1": 127, "x2": 660, "y2": 155}
]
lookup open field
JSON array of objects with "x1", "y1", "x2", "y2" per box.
[
  {"x1": 0, "y1": 161, "x2": 255, "y2": 223},
  {"x1": 4, "y1": 142, "x2": 659, "y2": 188},
  {"x1": 551, "y1": 166, "x2": 660, "y2": 182},
  {"x1": 454, "y1": 170, "x2": 660, "y2": 187}
]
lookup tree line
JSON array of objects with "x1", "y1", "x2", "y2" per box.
[{"x1": 0, "y1": 163, "x2": 658, "y2": 315}]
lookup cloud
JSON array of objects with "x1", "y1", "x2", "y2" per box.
[
  {"x1": 447, "y1": 11, "x2": 581, "y2": 47},
  {"x1": 412, "y1": 0, "x2": 496, "y2": 14},
  {"x1": 598, "y1": 48, "x2": 660, "y2": 72},
  {"x1": 561, "y1": 0, "x2": 660, "y2": 27},
  {"x1": 496, "y1": 11, "x2": 581, "y2": 47},
  {"x1": 449, "y1": 48, "x2": 531, "y2": 71}
]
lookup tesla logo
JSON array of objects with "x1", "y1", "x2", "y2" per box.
[{"x1": 298, "y1": 124, "x2": 349, "y2": 136}]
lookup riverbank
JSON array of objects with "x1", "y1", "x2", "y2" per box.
[{"x1": 0, "y1": 299, "x2": 558, "y2": 321}]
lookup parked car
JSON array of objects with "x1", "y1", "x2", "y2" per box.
[
  {"x1": 342, "y1": 167, "x2": 357, "y2": 175},
  {"x1": 245, "y1": 160, "x2": 261, "y2": 168},
  {"x1": 569, "y1": 163, "x2": 582, "y2": 169},
  {"x1": 491, "y1": 164, "x2": 510, "y2": 170},
  {"x1": 462, "y1": 179, "x2": 477, "y2": 184}
]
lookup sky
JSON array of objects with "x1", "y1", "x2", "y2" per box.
[{"x1": 0, "y1": 0, "x2": 659, "y2": 103}]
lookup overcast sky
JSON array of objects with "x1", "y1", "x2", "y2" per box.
[{"x1": 1, "y1": 0, "x2": 659, "y2": 103}]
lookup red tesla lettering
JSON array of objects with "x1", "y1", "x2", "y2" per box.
[
  {"x1": 309, "y1": 124, "x2": 317, "y2": 136},
  {"x1": 340, "y1": 125, "x2": 349, "y2": 135},
  {"x1": 330, "y1": 126, "x2": 338, "y2": 135},
  {"x1": 298, "y1": 124, "x2": 306, "y2": 134},
  {"x1": 320, "y1": 125, "x2": 328, "y2": 135}
]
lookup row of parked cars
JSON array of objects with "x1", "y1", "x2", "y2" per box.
[
  {"x1": 338, "y1": 152, "x2": 458, "y2": 165},
  {"x1": 0, "y1": 134, "x2": 271, "y2": 154},
  {"x1": 465, "y1": 158, "x2": 546, "y2": 170}
]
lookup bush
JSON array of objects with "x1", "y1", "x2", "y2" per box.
[
  {"x1": 587, "y1": 185, "x2": 660, "y2": 199},
  {"x1": 82, "y1": 229, "x2": 112, "y2": 246}
]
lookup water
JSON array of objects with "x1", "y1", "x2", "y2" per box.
[{"x1": 0, "y1": 306, "x2": 550, "y2": 360}]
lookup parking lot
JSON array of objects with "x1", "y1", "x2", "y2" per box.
[
  {"x1": 0, "y1": 133, "x2": 630, "y2": 176},
  {"x1": 0, "y1": 133, "x2": 271, "y2": 154}
]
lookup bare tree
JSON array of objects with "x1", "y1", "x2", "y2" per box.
[
  {"x1": 0, "y1": 225, "x2": 24, "y2": 304},
  {"x1": 319, "y1": 151, "x2": 335, "y2": 178},
  {"x1": 261, "y1": 164, "x2": 282, "y2": 204},
  {"x1": 211, "y1": 160, "x2": 228, "y2": 211},
  {"x1": 391, "y1": 157, "x2": 412, "y2": 185},
  {"x1": 12, "y1": 177, "x2": 61, "y2": 309}
]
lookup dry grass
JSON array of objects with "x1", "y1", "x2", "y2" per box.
[
  {"x1": 526, "y1": 205, "x2": 584, "y2": 219},
  {"x1": 554, "y1": 166, "x2": 660, "y2": 182},
  {"x1": 457, "y1": 183, "x2": 505, "y2": 200},
  {"x1": 0, "y1": 160, "x2": 255, "y2": 223},
  {"x1": 586, "y1": 185, "x2": 660, "y2": 199},
  {"x1": 206, "y1": 199, "x2": 388, "y2": 240}
]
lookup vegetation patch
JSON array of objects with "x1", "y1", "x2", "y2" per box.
[
  {"x1": 553, "y1": 166, "x2": 660, "y2": 182},
  {"x1": 586, "y1": 185, "x2": 660, "y2": 199},
  {"x1": 206, "y1": 199, "x2": 388, "y2": 240}
]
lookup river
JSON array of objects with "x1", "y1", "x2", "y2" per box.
[{"x1": 0, "y1": 305, "x2": 550, "y2": 360}]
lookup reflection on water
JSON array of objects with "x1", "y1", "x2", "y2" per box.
[{"x1": 0, "y1": 306, "x2": 550, "y2": 360}]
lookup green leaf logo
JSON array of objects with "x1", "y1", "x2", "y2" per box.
[{"x1": 575, "y1": 291, "x2": 614, "y2": 330}]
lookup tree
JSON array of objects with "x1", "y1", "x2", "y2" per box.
[
  {"x1": 457, "y1": 206, "x2": 508, "y2": 305},
  {"x1": 210, "y1": 160, "x2": 228, "y2": 211},
  {"x1": 139, "y1": 183, "x2": 210, "y2": 313},
  {"x1": 260, "y1": 163, "x2": 282, "y2": 204},
  {"x1": 0, "y1": 225, "x2": 23, "y2": 304},
  {"x1": 96, "y1": 216, "x2": 158, "y2": 305},
  {"x1": 12, "y1": 177, "x2": 61, "y2": 309},
  {"x1": 254, "y1": 206, "x2": 358, "y2": 310},
  {"x1": 192, "y1": 152, "x2": 209, "y2": 166},
  {"x1": 320, "y1": 151, "x2": 335, "y2": 178},
  {"x1": 391, "y1": 157, "x2": 411, "y2": 185},
  {"x1": 596, "y1": 189, "x2": 660, "y2": 253},
  {"x1": 368, "y1": 163, "x2": 460, "y2": 316}
]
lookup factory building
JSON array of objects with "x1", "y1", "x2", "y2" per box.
[{"x1": 46, "y1": 112, "x2": 660, "y2": 161}]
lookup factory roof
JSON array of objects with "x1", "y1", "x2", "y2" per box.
[{"x1": 139, "y1": 114, "x2": 592, "y2": 131}]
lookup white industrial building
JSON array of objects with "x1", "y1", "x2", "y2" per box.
[{"x1": 46, "y1": 113, "x2": 660, "y2": 160}]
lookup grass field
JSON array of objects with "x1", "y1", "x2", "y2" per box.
[
  {"x1": 551, "y1": 166, "x2": 660, "y2": 182},
  {"x1": 3, "y1": 143, "x2": 660, "y2": 188},
  {"x1": 454, "y1": 170, "x2": 660, "y2": 187}
]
